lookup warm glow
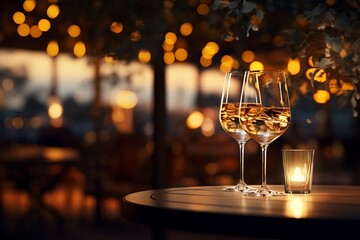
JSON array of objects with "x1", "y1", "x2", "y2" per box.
[
  {"x1": 204, "y1": 42, "x2": 219, "y2": 55},
  {"x1": 249, "y1": 61, "x2": 264, "y2": 71},
  {"x1": 47, "y1": 4, "x2": 60, "y2": 19},
  {"x1": 165, "y1": 32, "x2": 177, "y2": 45},
  {"x1": 221, "y1": 55, "x2": 234, "y2": 68},
  {"x1": 201, "y1": 118, "x2": 215, "y2": 137},
  {"x1": 220, "y1": 64, "x2": 232, "y2": 73},
  {"x1": 175, "y1": 48, "x2": 188, "y2": 61},
  {"x1": 241, "y1": 50, "x2": 255, "y2": 63},
  {"x1": 197, "y1": 3, "x2": 209, "y2": 15},
  {"x1": 163, "y1": 41, "x2": 174, "y2": 51},
  {"x1": 186, "y1": 111, "x2": 204, "y2": 129},
  {"x1": 138, "y1": 49, "x2": 151, "y2": 63},
  {"x1": 286, "y1": 197, "x2": 306, "y2": 218},
  {"x1": 13, "y1": 12, "x2": 25, "y2": 24},
  {"x1": 38, "y1": 19, "x2": 51, "y2": 31},
  {"x1": 308, "y1": 56, "x2": 315, "y2": 67},
  {"x1": 17, "y1": 23, "x2": 30, "y2": 37},
  {"x1": 180, "y1": 22, "x2": 193, "y2": 36},
  {"x1": 200, "y1": 56, "x2": 212, "y2": 67},
  {"x1": 164, "y1": 52, "x2": 175, "y2": 64},
  {"x1": 313, "y1": 90, "x2": 330, "y2": 104},
  {"x1": 290, "y1": 167, "x2": 305, "y2": 182},
  {"x1": 30, "y1": 25, "x2": 42, "y2": 38},
  {"x1": 306, "y1": 68, "x2": 327, "y2": 82},
  {"x1": 130, "y1": 31, "x2": 141, "y2": 41},
  {"x1": 47, "y1": 40, "x2": 59, "y2": 57},
  {"x1": 68, "y1": 25, "x2": 81, "y2": 37},
  {"x1": 48, "y1": 101, "x2": 63, "y2": 119},
  {"x1": 329, "y1": 79, "x2": 354, "y2": 95},
  {"x1": 110, "y1": 22, "x2": 123, "y2": 33},
  {"x1": 115, "y1": 90, "x2": 138, "y2": 109},
  {"x1": 287, "y1": 58, "x2": 301, "y2": 75},
  {"x1": 74, "y1": 41, "x2": 86, "y2": 57},
  {"x1": 23, "y1": 0, "x2": 36, "y2": 12},
  {"x1": 340, "y1": 49, "x2": 347, "y2": 58},
  {"x1": 12, "y1": 117, "x2": 24, "y2": 129}
]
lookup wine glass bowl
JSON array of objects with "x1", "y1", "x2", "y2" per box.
[
  {"x1": 239, "y1": 70, "x2": 291, "y2": 196},
  {"x1": 219, "y1": 71, "x2": 255, "y2": 193}
]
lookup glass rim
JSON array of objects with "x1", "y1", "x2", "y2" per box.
[
  {"x1": 245, "y1": 69, "x2": 285, "y2": 74},
  {"x1": 281, "y1": 149, "x2": 315, "y2": 152}
]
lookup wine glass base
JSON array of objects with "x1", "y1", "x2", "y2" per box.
[
  {"x1": 222, "y1": 182, "x2": 257, "y2": 194},
  {"x1": 244, "y1": 186, "x2": 286, "y2": 196}
]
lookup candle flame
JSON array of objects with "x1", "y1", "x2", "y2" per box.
[{"x1": 290, "y1": 167, "x2": 305, "y2": 182}]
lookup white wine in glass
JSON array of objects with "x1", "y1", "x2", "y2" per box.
[
  {"x1": 240, "y1": 70, "x2": 291, "y2": 196},
  {"x1": 219, "y1": 71, "x2": 256, "y2": 193}
]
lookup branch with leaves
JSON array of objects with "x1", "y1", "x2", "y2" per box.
[{"x1": 283, "y1": 1, "x2": 360, "y2": 117}]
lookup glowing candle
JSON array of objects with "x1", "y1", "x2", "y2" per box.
[{"x1": 290, "y1": 167, "x2": 305, "y2": 183}]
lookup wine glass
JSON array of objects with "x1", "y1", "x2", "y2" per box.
[
  {"x1": 239, "y1": 70, "x2": 291, "y2": 196},
  {"x1": 219, "y1": 71, "x2": 256, "y2": 193}
]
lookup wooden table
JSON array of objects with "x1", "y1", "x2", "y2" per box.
[{"x1": 122, "y1": 185, "x2": 360, "y2": 239}]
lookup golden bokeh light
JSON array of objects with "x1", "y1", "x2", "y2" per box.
[
  {"x1": 12, "y1": 117, "x2": 24, "y2": 129},
  {"x1": 221, "y1": 55, "x2": 234, "y2": 69},
  {"x1": 313, "y1": 90, "x2": 330, "y2": 104},
  {"x1": 17, "y1": 23, "x2": 30, "y2": 37},
  {"x1": 220, "y1": 64, "x2": 232, "y2": 73},
  {"x1": 329, "y1": 79, "x2": 354, "y2": 95},
  {"x1": 163, "y1": 41, "x2": 174, "y2": 51},
  {"x1": 180, "y1": 22, "x2": 193, "y2": 36},
  {"x1": 308, "y1": 56, "x2": 315, "y2": 67},
  {"x1": 201, "y1": 118, "x2": 215, "y2": 137},
  {"x1": 68, "y1": 25, "x2": 81, "y2": 37},
  {"x1": 30, "y1": 25, "x2": 42, "y2": 38},
  {"x1": 138, "y1": 49, "x2": 151, "y2": 63},
  {"x1": 74, "y1": 41, "x2": 86, "y2": 57},
  {"x1": 164, "y1": 52, "x2": 175, "y2": 64},
  {"x1": 249, "y1": 61, "x2": 264, "y2": 71},
  {"x1": 200, "y1": 56, "x2": 212, "y2": 67},
  {"x1": 241, "y1": 50, "x2": 255, "y2": 63},
  {"x1": 306, "y1": 68, "x2": 327, "y2": 82},
  {"x1": 197, "y1": 3, "x2": 209, "y2": 15},
  {"x1": 13, "y1": 12, "x2": 25, "y2": 24},
  {"x1": 47, "y1": 40, "x2": 59, "y2": 57},
  {"x1": 23, "y1": 0, "x2": 36, "y2": 12},
  {"x1": 110, "y1": 22, "x2": 123, "y2": 33},
  {"x1": 186, "y1": 111, "x2": 204, "y2": 129},
  {"x1": 48, "y1": 102, "x2": 63, "y2": 119},
  {"x1": 38, "y1": 19, "x2": 51, "y2": 31},
  {"x1": 287, "y1": 58, "x2": 301, "y2": 75},
  {"x1": 175, "y1": 48, "x2": 188, "y2": 61},
  {"x1": 165, "y1": 32, "x2": 177, "y2": 45},
  {"x1": 115, "y1": 90, "x2": 138, "y2": 109},
  {"x1": 47, "y1": 4, "x2": 60, "y2": 19}
]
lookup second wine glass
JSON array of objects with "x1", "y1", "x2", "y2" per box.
[
  {"x1": 219, "y1": 71, "x2": 256, "y2": 193},
  {"x1": 239, "y1": 70, "x2": 291, "y2": 196}
]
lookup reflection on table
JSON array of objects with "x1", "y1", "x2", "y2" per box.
[{"x1": 122, "y1": 185, "x2": 360, "y2": 239}]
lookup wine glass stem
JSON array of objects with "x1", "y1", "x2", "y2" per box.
[
  {"x1": 238, "y1": 142, "x2": 246, "y2": 183},
  {"x1": 260, "y1": 144, "x2": 268, "y2": 187}
]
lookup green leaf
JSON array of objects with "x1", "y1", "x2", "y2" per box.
[
  {"x1": 319, "y1": 57, "x2": 333, "y2": 68},
  {"x1": 331, "y1": 37, "x2": 342, "y2": 53}
]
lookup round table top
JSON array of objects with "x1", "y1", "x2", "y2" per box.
[{"x1": 122, "y1": 185, "x2": 360, "y2": 239}]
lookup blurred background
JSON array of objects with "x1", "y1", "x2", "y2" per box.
[{"x1": 0, "y1": 0, "x2": 359, "y2": 239}]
